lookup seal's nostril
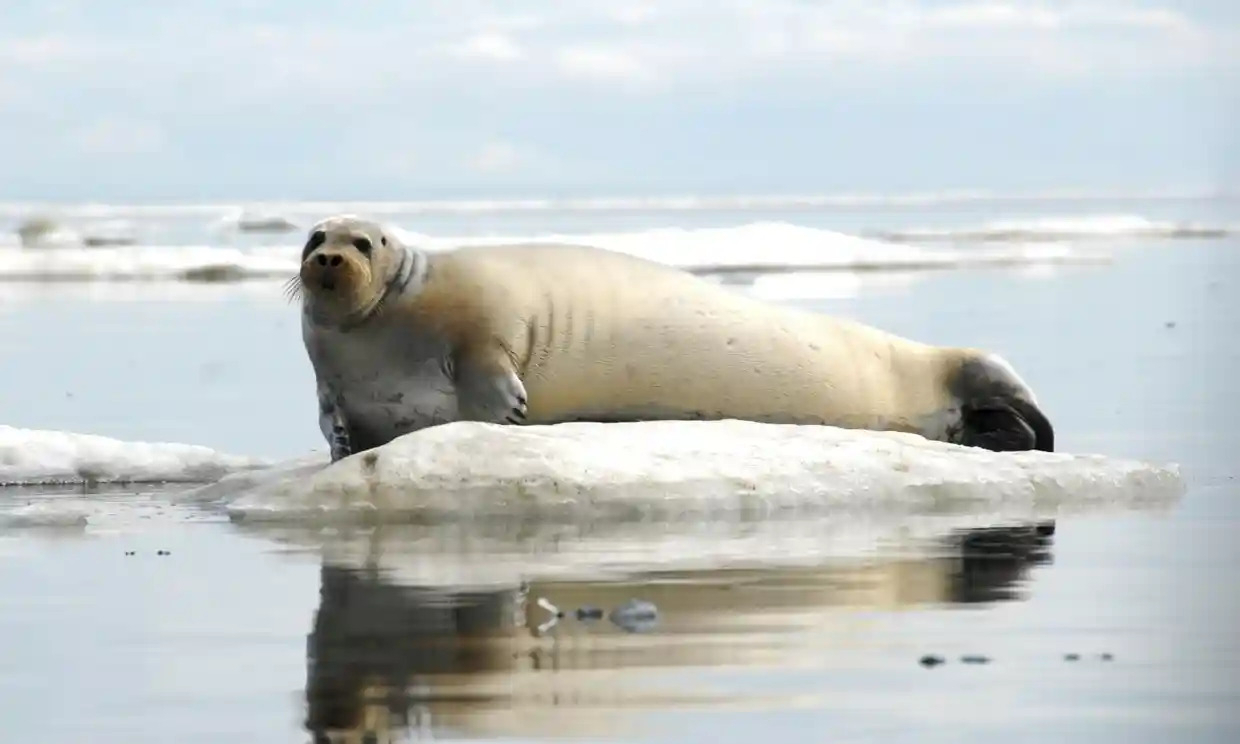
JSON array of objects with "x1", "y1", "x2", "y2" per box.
[
  {"x1": 315, "y1": 254, "x2": 328, "y2": 266},
  {"x1": 330, "y1": 255, "x2": 343, "y2": 267}
]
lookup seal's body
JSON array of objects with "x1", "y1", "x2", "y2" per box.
[{"x1": 295, "y1": 216, "x2": 1054, "y2": 462}]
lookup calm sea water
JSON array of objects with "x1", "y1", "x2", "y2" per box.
[{"x1": 0, "y1": 200, "x2": 1237, "y2": 743}]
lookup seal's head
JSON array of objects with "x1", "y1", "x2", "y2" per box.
[
  {"x1": 290, "y1": 214, "x2": 421, "y2": 329},
  {"x1": 950, "y1": 350, "x2": 1054, "y2": 453}
]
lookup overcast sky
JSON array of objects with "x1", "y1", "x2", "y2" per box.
[{"x1": 1, "y1": 1, "x2": 1236, "y2": 201}]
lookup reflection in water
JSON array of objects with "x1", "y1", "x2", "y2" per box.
[
  {"x1": 950, "y1": 524, "x2": 1054, "y2": 604},
  {"x1": 303, "y1": 524, "x2": 1054, "y2": 742},
  {"x1": 306, "y1": 570, "x2": 522, "y2": 740}
]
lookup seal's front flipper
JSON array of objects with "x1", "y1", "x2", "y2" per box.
[
  {"x1": 318, "y1": 390, "x2": 354, "y2": 462},
  {"x1": 451, "y1": 346, "x2": 529, "y2": 425},
  {"x1": 329, "y1": 422, "x2": 353, "y2": 462}
]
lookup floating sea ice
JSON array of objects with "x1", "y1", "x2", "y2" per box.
[
  {"x1": 0, "y1": 501, "x2": 89, "y2": 529},
  {"x1": 0, "y1": 425, "x2": 269, "y2": 486},
  {"x1": 200, "y1": 419, "x2": 1185, "y2": 527}
]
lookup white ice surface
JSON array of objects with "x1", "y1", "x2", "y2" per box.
[
  {"x1": 177, "y1": 419, "x2": 1185, "y2": 528},
  {"x1": 0, "y1": 220, "x2": 1111, "y2": 283},
  {"x1": 0, "y1": 425, "x2": 269, "y2": 486}
]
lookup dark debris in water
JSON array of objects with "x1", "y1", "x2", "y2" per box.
[
  {"x1": 575, "y1": 605, "x2": 604, "y2": 622},
  {"x1": 919, "y1": 652, "x2": 1115, "y2": 668}
]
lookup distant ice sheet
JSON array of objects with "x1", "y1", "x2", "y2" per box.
[
  {"x1": 875, "y1": 214, "x2": 1231, "y2": 243},
  {"x1": 0, "y1": 244, "x2": 295, "y2": 282},
  {"x1": 403, "y1": 222, "x2": 1109, "y2": 275},
  {"x1": 0, "y1": 425, "x2": 269, "y2": 487},
  {"x1": 0, "y1": 221, "x2": 1110, "y2": 284}
]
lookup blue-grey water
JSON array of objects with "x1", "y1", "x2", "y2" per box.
[{"x1": 0, "y1": 199, "x2": 1237, "y2": 742}]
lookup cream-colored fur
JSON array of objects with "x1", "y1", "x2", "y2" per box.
[{"x1": 400, "y1": 242, "x2": 973, "y2": 439}]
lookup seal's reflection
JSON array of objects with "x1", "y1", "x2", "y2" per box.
[
  {"x1": 304, "y1": 524, "x2": 1053, "y2": 742},
  {"x1": 306, "y1": 568, "x2": 523, "y2": 739},
  {"x1": 951, "y1": 523, "x2": 1054, "y2": 604}
]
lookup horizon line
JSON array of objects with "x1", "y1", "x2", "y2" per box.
[{"x1": 0, "y1": 187, "x2": 1235, "y2": 219}]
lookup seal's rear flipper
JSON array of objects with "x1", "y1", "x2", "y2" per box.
[
  {"x1": 961, "y1": 393, "x2": 1055, "y2": 453},
  {"x1": 961, "y1": 406, "x2": 1038, "y2": 452}
]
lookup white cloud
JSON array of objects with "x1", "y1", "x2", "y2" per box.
[
  {"x1": 448, "y1": 32, "x2": 524, "y2": 61},
  {"x1": 359, "y1": 147, "x2": 420, "y2": 180},
  {"x1": 608, "y1": 4, "x2": 660, "y2": 27},
  {"x1": 920, "y1": 3, "x2": 1064, "y2": 29},
  {"x1": 0, "y1": 0, "x2": 1230, "y2": 197},
  {"x1": 473, "y1": 13, "x2": 547, "y2": 33},
  {"x1": 738, "y1": 1, "x2": 1206, "y2": 61},
  {"x1": 555, "y1": 46, "x2": 649, "y2": 81},
  {"x1": 1056, "y1": 6, "x2": 1197, "y2": 31},
  {"x1": 466, "y1": 140, "x2": 525, "y2": 173},
  {"x1": 0, "y1": 2, "x2": 1224, "y2": 104},
  {"x1": 67, "y1": 117, "x2": 167, "y2": 156},
  {"x1": 0, "y1": 33, "x2": 93, "y2": 65}
]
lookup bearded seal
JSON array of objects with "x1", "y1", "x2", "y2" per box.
[{"x1": 291, "y1": 215, "x2": 1053, "y2": 464}]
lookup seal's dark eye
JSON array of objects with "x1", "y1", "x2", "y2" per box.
[
  {"x1": 352, "y1": 237, "x2": 372, "y2": 255},
  {"x1": 302, "y1": 230, "x2": 326, "y2": 261},
  {"x1": 380, "y1": 236, "x2": 388, "y2": 246}
]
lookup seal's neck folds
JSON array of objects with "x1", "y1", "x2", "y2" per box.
[
  {"x1": 386, "y1": 242, "x2": 427, "y2": 302},
  {"x1": 350, "y1": 242, "x2": 427, "y2": 328}
]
